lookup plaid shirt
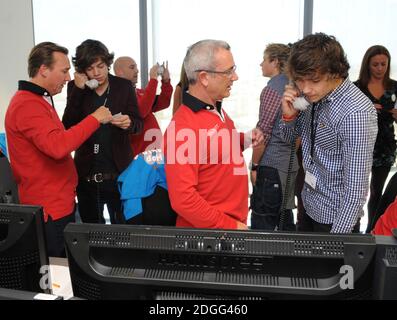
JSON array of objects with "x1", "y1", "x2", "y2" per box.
[
  {"x1": 257, "y1": 86, "x2": 282, "y2": 148},
  {"x1": 280, "y1": 78, "x2": 378, "y2": 233}
]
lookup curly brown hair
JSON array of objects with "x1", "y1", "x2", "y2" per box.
[
  {"x1": 288, "y1": 33, "x2": 350, "y2": 81},
  {"x1": 72, "y1": 39, "x2": 114, "y2": 73}
]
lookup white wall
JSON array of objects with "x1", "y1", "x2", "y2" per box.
[{"x1": 0, "y1": 0, "x2": 34, "y2": 132}]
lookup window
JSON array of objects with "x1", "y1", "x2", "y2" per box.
[
  {"x1": 32, "y1": 0, "x2": 140, "y2": 116},
  {"x1": 150, "y1": 0, "x2": 304, "y2": 132},
  {"x1": 313, "y1": 0, "x2": 397, "y2": 80}
]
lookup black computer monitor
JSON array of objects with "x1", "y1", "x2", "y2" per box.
[
  {"x1": 0, "y1": 204, "x2": 48, "y2": 292},
  {"x1": 64, "y1": 223, "x2": 397, "y2": 300},
  {"x1": 0, "y1": 156, "x2": 19, "y2": 203}
]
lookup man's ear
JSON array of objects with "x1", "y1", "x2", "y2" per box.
[
  {"x1": 198, "y1": 71, "x2": 209, "y2": 87},
  {"x1": 39, "y1": 64, "x2": 49, "y2": 78}
]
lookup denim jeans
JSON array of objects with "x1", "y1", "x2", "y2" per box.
[{"x1": 250, "y1": 166, "x2": 295, "y2": 231}]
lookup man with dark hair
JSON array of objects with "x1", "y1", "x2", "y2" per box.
[
  {"x1": 62, "y1": 39, "x2": 143, "y2": 225},
  {"x1": 280, "y1": 33, "x2": 378, "y2": 233},
  {"x1": 5, "y1": 42, "x2": 112, "y2": 257}
]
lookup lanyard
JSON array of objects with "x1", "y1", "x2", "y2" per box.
[{"x1": 310, "y1": 103, "x2": 317, "y2": 164}]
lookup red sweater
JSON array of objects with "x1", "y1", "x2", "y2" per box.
[
  {"x1": 131, "y1": 79, "x2": 173, "y2": 155},
  {"x1": 373, "y1": 197, "x2": 397, "y2": 236},
  {"x1": 5, "y1": 88, "x2": 99, "y2": 221},
  {"x1": 164, "y1": 104, "x2": 248, "y2": 230}
]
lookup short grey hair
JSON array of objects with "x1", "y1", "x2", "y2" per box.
[{"x1": 183, "y1": 39, "x2": 231, "y2": 85}]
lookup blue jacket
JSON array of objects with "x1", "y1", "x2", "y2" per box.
[
  {"x1": 118, "y1": 149, "x2": 167, "y2": 220},
  {"x1": 0, "y1": 133, "x2": 7, "y2": 157}
]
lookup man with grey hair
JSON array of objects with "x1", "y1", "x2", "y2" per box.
[{"x1": 164, "y1": 39, "x2": 263, "y2": 230}]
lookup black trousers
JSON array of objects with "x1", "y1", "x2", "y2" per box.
[
  {"x1": 76, "y1": 179, "x2": 124, "y2": 224},
  {"x1": 45, "y1": 210, "x2": 75, "y2": 258},
  {"x1": 126, "y1": 186, "x2": 177, "y2": 226},
  {"x1": 367, "y1": 166, "x2": 391, "y2": 233},
  {"x1": 298, "y1": 211, "x2": 360, "y2": 233}
]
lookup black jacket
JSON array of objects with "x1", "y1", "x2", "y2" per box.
[{"x1": 62, "y1": 74, "x2": 143, "y2": 177}]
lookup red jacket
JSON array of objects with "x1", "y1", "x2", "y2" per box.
[
  {"x1": 164, "y1": 101, "x2": 248, "y2": 230},
  {"x1": 131, "y1": 79, "x2": 173, "y2": 155},
  {"x1": 5, "y1": 82, "x2": 99, "y2": 221},
  {"x1": 373, "y1": 197, "x2": 397, "y2": 236}
]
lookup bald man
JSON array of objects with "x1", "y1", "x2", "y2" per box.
[{"x1": 114, "y1": 57, "x2": 173, "y2": 155}]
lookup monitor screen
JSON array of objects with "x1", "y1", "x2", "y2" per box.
[
  {"x1": 64, "y1": 223, "x2": 397, "y2": 300},
  {"x1": 0, "y1": 204, "x2": 48, "y2": 292}
]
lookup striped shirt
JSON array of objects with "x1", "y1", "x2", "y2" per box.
[{"x1": 280, "y1": 78, "x2": 378, "y2": 233}]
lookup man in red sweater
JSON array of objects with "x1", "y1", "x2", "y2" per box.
[
  {"x1": 5, "y1": 42, "x2": 112, "y2": 257},
  {"x1": 114, "y1": 57, "x2": 173, "y2": 155},
  {"x1": 163, "y1": 40, "x2": 263, "y2": 230}
]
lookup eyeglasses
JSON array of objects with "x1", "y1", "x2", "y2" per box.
[{"x1": 195, "y1": 65, "x2": 237, "y2": 77}]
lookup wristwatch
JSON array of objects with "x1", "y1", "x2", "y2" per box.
[{"x1": 250, "y1": 161, "x2": 259, "y2": 171}]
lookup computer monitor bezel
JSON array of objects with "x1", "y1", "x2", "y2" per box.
[
  {"x1": 0, "y1": 203, "x2": 49, "y2": 293},
  {"x1": 64, "y1": 223, "x2": 383, "y2": 300}
]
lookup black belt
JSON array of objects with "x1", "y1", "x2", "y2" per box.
[{"x1": 85, "y1": 173, "x2": 118, "y2": 183}]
